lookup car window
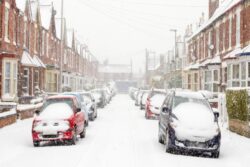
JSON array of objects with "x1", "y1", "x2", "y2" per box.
[
  {"x1": 172, "y1": 96, "x2": 210, "y2": 110},
  {"x1": 43, "y1": 98, "x2": 73, "y2": 109}
]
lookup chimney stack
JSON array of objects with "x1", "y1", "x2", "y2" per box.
[{"x1": 209, "y1": 0, "x2": 219, "y2": 18}]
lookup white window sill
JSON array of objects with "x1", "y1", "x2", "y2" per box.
[
  {"x1": 1, "y1": 95, "x2": 15, "y2": 102},
  {"x1": 4, "y1": 38, "x2": 10, "y2": 43}
]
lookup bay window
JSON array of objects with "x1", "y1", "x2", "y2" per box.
[
  {"x1": 23, "y1": 68, "x2": 29, "y2": 94},
  {"x1": 205, "y1": 71, "x2": 212, "y2": 91}
]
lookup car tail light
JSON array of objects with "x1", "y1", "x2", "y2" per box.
[{"x1": 65, "y1": 118, "x2": 74, "y2": 129}]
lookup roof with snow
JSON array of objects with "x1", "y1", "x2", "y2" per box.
[
  {"x1": 189, "y1": 0, "x2": 242, "y2": 40},
  {"x1": 39, "y1": 5, "x2": 53, "y2": 30},
  {"x1": 30, "y1": 0, "x2": 39, "y2": 22},
  {"x1": 240, "y1": 45, "x2": 250, "y2": 56},
  {"x1": 67, "y1": 30, "x2": 74, "y2": 48},
  {"x1": 223, "y1": 47, "x2": 242, "y2": 59},
  {"x1": 16, "y1": 0, "x2": 27, "y2": 12},
  {"x1": 99, "y1": 64, "x2": 131, "y2": 74},
  {"x1": 21, "y1": 51, "x2": 37, "y2": 67},
  {"x1": 55, "y1": 18, "x2": 64, "y2": 39}
]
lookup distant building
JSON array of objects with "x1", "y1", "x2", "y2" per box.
[
  {"x1": 186, "y1": 0, "x2": 250, "y2": 92},
  {"x1": 98, "y1": 63, "x2": 132, "y2": 83}
]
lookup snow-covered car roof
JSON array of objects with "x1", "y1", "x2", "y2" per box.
[
  {"x1": 37, "y1": 103, "x2": 74, "y2": 120},
  {"x1": 47, "y1": 95, "x2": 76, "y2": 100},
  {"x1": 174, "y1": 91, "x2": 205, "y2": 99}
]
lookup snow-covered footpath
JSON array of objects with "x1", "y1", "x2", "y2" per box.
[{"x1": 0, "y1": 94, "x2": 250, "y2": 167}]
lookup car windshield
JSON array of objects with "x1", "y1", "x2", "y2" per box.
[
  {"x1": 172, "y1": 96, "x2": 211, "y2": 110},
  {"x1": 43, "y1": 98, "x2": 73, "y2": 110}
]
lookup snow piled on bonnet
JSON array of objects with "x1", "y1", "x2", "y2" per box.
[
  {"x1": 37, "y1": 103, "x2": 73, "y2": 120},
  {"x1": 173, "y1": 102, "x2": 218, "y2": 141}
]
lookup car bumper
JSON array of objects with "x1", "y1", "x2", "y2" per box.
[
  {"x1": 170, "y1": 130, "x2": 221, "y2": 153},
  {"x1": 172, "y1": 141, "x2": 220, "y2": 153},
  {"x1": 32, "y1": 130, "x2": 74, "y2": 142}
]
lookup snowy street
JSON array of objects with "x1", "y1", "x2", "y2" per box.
[{"x1": 0, "y1": 94, "x2": 250, "y2": 167}]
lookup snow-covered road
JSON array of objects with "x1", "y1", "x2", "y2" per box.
[{"x1": 0, "y1": 94, "x2": 250, "y2": 167}]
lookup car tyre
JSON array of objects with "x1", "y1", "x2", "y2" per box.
[
  {"x1": 70, "y1": 129, "x2": 77, "y2": 145},
  {"x1": 80, "y1": 126, "x2": 86, "y2": 139},
  {"x1": 165, "y1": 131, "x2": 173, "y2": 153},
  {"x1": 158, "y1": 127, "x2": 164, "y2": 144},
  {"x1": 145, "y1": 111, "x2": 150, "y2": 119},
  {"x1": 211, "y1": 150, "x2": 220, "y2": 158},
  {"x1": 33, "y1": 141, "x2": 40, "y2": 147},
  {"x1": 85, "y1": 120, "x2": 89, "y2": 127}
]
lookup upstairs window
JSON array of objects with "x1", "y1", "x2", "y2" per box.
[
  {"x1": 4, "y1": 5, "x2": 9, "y2": 42},
  {"x1": 236, "y1": 11, "x2": 241, "y2": 46}
]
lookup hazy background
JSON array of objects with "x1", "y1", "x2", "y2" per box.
[{"x1": 48, "y1": 0, "x2": 208, "y2": 73}]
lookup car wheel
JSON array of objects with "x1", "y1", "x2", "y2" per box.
[
  {"x1": 33, "y1": 141, "x2": 40, "y2": 147},
  {"x1": 85, "y1": 120, "x2": 89, "y2": 127},
  {"x1": 145, "y1": 111, "x2": 149, "y2": 119},
  {"x1": 211, "y1": 150, "x2": 220, "y2": 158},
  {"x1": 158, "y1": 126, "x2": 164, "y2": 144},
  {"x1": 70, "y1": 129, "x2": 77, "y2": 145},
  {"x1": 165, "y1": 131, "x2": 173, "y2": 153},
  {"x1": 80, "y1": 126, "x2": 86, "y2": 139}
]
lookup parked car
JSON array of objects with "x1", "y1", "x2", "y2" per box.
[
  {"x1": 145, "y1": 89, "x2": 167, "y2": 119},
  {"x1": 135, "y1": 89, "x2": 144, "y2": 106},
  {"x1": 158, "y1": 91, "x2": 221, "y2": 158},
  {"x1": 129, "y1": 87, "x2": 138, "y2": 100},
  {"x1": 62, "y1": 92, "x2": 89, "y2": 126},
  {"x1": 80, "y1": 92, "x2": 97, "y2": 121},
  {"x1": 104, "y1": 87, "x2": 112, "y2": 103},
  {"x1": 140, "y1": 90, "x2": 149, "y2": 110},
  {"x1": 91, "y1": 89, "x2": 107, "y2": 108},
  {"x1": 32, "y1": 95, "x2": 86, "y2": 147}
]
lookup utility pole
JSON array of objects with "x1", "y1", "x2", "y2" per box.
[
  {"x1": 59, "y1": 0, "x2": 64, "y2": 92},
  {"x1": 170, "y1": 29, "x2": 177, "y2": 89}
]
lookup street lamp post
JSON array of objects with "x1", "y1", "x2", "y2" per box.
[{"x1": 170, "y1": 29, "x2": 177, "y2": 89}]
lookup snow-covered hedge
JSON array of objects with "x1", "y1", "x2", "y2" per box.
[{"x1": 226, "y1": 89, "x2": 248, "y2": 122}]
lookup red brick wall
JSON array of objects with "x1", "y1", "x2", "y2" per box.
[
  {"x1": 0, "y1": 2, "x2": 2, "y2": 38},
  {"x1": 219, "y1": 23, "x2": 224, "y2": 52},
  {"x1": 0, "y1": 114, "x2": 17, "y2": 128},
  {"x1": 225, "y1": 19, "x2": 230, "y2": 50},
  {"x1": 209, "y1": 0, "x2": 219, "y2": 18},
  {"x1": 241, "y1": 3, "x2": 250, "y2": 46},
  {"x1": 231, "y1": 14, "x2": 237, "y2": 48}
]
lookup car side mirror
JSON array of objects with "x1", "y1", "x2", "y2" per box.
[
  {"x1": 162, "y1": 107, "x2": 170, "y2": 114},
  {"x1": 214, "y1": 111, "x2": 219, "y2": 118},
  {"x1": 35, "y1": 110, "x2": 40, "y2": 116},
  {"x1": 76, "y1": 108, "x2": 81, "y2": 113}
]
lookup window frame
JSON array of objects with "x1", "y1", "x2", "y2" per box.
[{"x1": 2, "y1": 58, "x2": 18, "y2": 101}]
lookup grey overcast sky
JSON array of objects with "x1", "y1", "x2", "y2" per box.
[{"x1": 50, "y1": 0, "x2": 207, "y2": 73}]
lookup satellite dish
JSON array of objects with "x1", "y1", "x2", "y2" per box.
[
  {"x1": 191, "y1": 56, "x2": 197, "y2": 61},
  {"x1": 208, "y1": 44, "x2": 214, "y2": 50}
]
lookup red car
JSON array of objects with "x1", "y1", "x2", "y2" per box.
[
  {"x1": 145, "y1": 89, "x2": 166, "y2": 119},
  {"x1": 32, "y1": 95, "x2": 86, "y2": 147}
]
